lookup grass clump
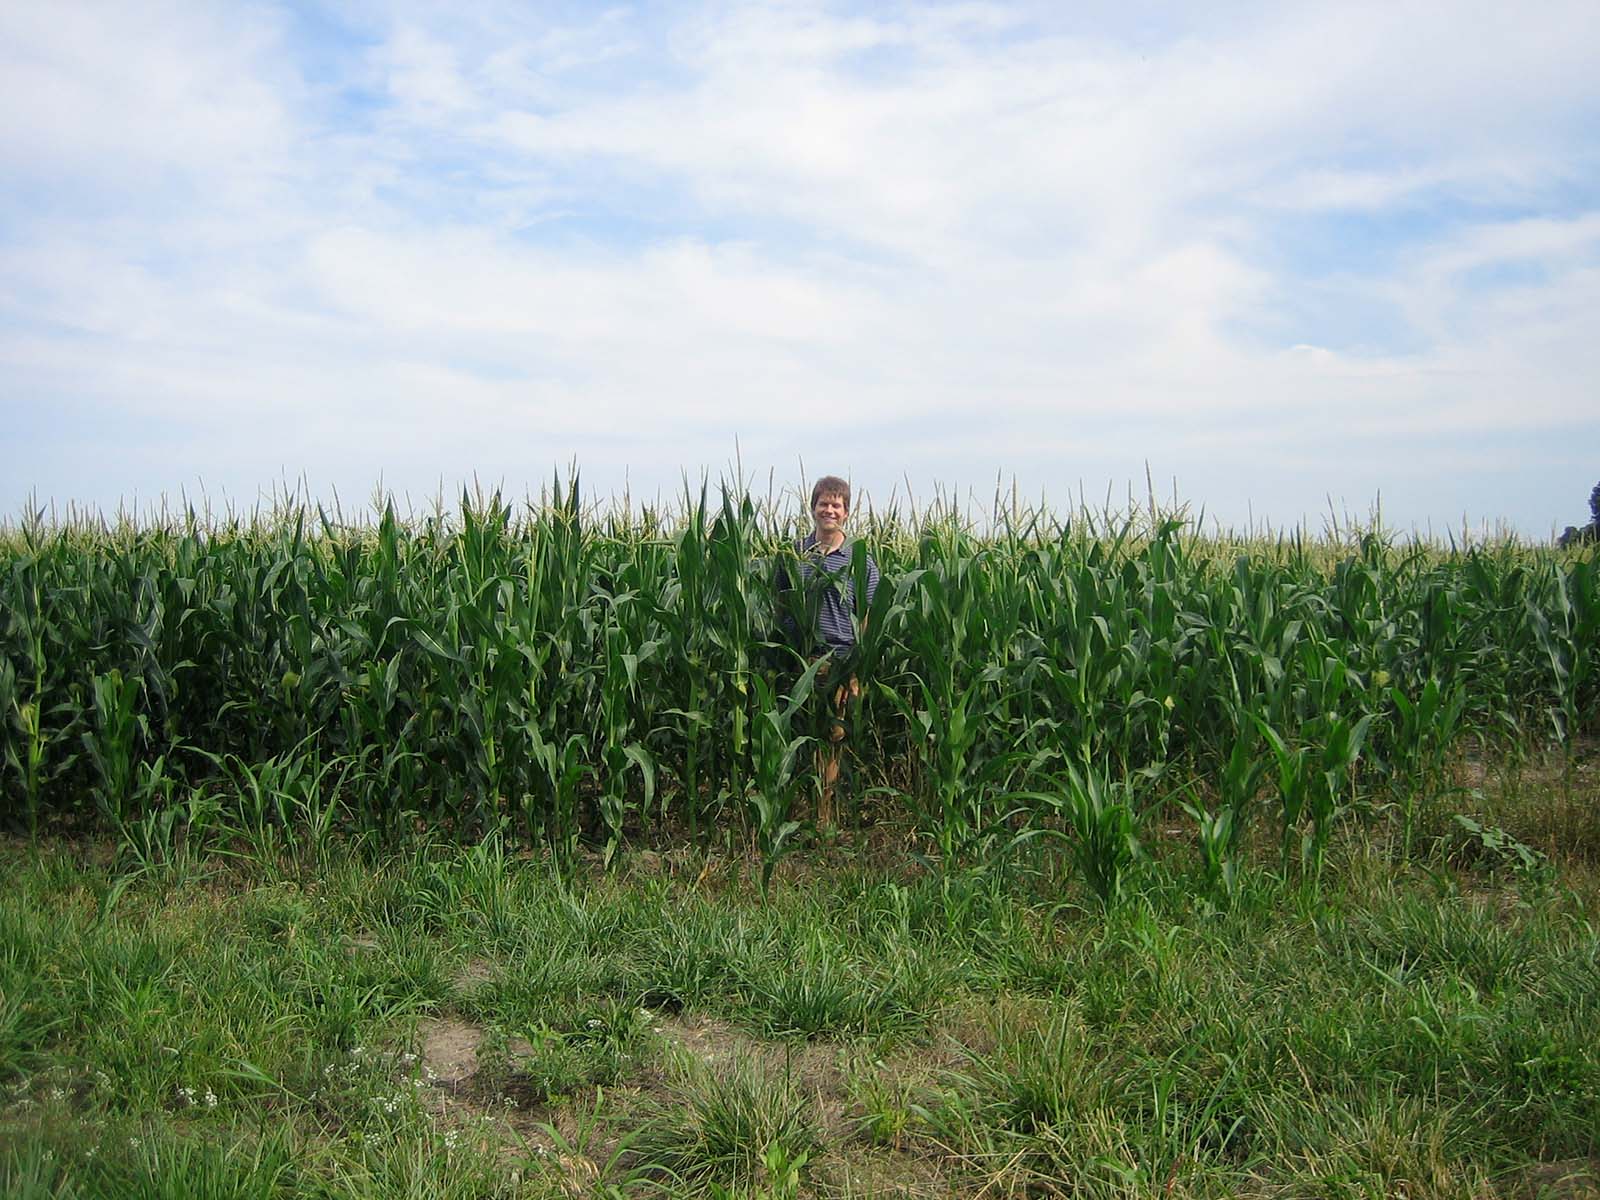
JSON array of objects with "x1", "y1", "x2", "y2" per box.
[{"x1": 633, "y1": 1050, "x2": 820, "y2": 1193}]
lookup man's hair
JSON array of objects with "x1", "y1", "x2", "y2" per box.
[{"x1": 810, "y1": 475, "x2": 852, "y2": 511}]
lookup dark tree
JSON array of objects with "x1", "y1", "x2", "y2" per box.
[{"x1": 1559, "y1": 480, "x2": 1600, "y2": 547}]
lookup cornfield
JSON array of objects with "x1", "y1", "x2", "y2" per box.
[{"x1": 3, "y1": 482, "x2": 1596, "y2": 881}]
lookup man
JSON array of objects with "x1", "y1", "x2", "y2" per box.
[{"x1": 777, "y1": 475, "x2": 880, "y2": 824}]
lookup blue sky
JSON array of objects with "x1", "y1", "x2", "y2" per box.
[{"x1": 2, "y1": 0, "x2": 1598, "y2": 535}]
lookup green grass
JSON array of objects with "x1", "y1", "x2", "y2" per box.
[{"x1": 2, "y1": 766, "x2": 1597, "y2": 1199}]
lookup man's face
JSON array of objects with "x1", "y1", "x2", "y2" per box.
[{"x1": 812, "y1": 492, "x2": 847, "y2": 534}]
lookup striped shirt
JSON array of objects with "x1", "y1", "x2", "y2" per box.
[{"x1": 782, "y1": 533, "x2": 881, "y2": 652}]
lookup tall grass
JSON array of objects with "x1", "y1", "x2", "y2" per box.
[{"x1": 2, "y1": 481, "x2": 1596, "y2": 876}]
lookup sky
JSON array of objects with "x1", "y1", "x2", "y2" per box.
[{"x1": 2, "y1": 0, "x2": 1598, "y2": 537}]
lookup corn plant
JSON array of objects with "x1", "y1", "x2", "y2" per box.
[
  {"x1": 2, "y1": 552, "x2": 71, "y2": 836},
  {"x1": 1256, "y1": 718, "x2": 1311, "y2": 873},
  {"x1": 596, "y1": 596, "x2": 657, "y2": 865},
  {"x1": 83, "y1": 669, "x2": 145, "y2": 826},
  {"x1": 207, "y1": 741, "x2": 349, "y2": 876},
  {"x1": 747, "y1": 659, "x2": 826, "y2": 897},
  {"x1": 1, "y1": 480, "x2": 1595, "y2": 879},
  {"x1": 1034, "y1": 762, "x2": 1143, "y2": 908},
  {"x1": 1388, "y1": 676, "x2": 1470, "y2": 857},
  {"x1": 1179, "y1": 725, "x2": 1267, "y2": 899}
]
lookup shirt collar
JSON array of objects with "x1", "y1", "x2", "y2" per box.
[{"x1": 803, "y1": 531, "x2": 851, "y2": 556}]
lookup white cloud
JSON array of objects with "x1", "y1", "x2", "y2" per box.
[
  {"x1": 1, "y1": 0, "x2": 1597, "y2": 531},
  {"x1": 374, "y1": 25, "x2": 477, "y2": 119},
  {"x1": 0, "y1": 2, "x2": 297, "y2": 192}
]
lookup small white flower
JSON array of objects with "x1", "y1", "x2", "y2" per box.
[
  {"x1": 411, "y1": 1077, "x2": 424, "y2": 1089},
  {"x1": 585, "y1": 1019, "x2": 602, "y2": 1029},
  {"x1": 128, "y1": 1136, "x2": 142, "y2": 1149},
  {"x1": 50, "y1": 1087, "x2": 66, "y2": 1101},
  {"x1": 204, "y1": 1090, "x2": 218, "y2": 1109},
  {"x1": 503, "y1": 1096, "x2": 519, "y2": 1110},
  {"x1": 177, "y1": 1085, "x2": 196, "y2": 1105},
  {"x1": 443, "y1": 1130, "x2": 460, "y2": 1150},
  {"x1": 399, "y1": 1052, "x2": 418, "y2": 1066},
  {"x1": 85, "y1": 1146, "x2": 98, "y2": 1160}
]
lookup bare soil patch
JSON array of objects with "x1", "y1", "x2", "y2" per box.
[
  {"x1": 654, "y1": 1012, "x2": 848, "y2": 1101},
  {"x1": 417, "y1": 1016, "x2": 487, "y2": 1087},
  {"x1": 453, "y1": 956, "x2": 495, "y2": 989}
]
